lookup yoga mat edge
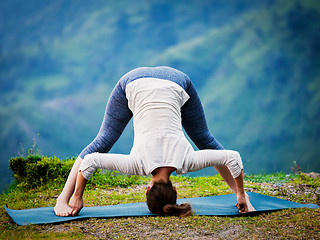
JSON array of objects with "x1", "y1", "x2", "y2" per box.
[{"x1": 5, "y1": 192, "x2": 319, "y2": 226}]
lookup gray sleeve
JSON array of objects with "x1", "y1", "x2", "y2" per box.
[
  {"x1": 186, "y1": 150, "x2": 243, "y2": 178},
  {"x1": 79, "y1": 153, "x2": 139, "y2": 180}
]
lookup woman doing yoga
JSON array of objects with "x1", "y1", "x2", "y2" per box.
[{"x1": 54, "y1": 66, "x2": 255, "y2": 217}]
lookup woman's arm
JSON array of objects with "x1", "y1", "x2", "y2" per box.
[
  {"x1": 234, "y1": 170, "x2": 248, "y2": 213},
  {"x1": 69, "y1": 171, "x2": 88, "y2": 216},
  {"x1": 54, "y1": 155, "x2": 83, "y2": 216},
  {"x1": 214, "y1": 165, "x2": 237, "y2": 193},
  {"x1": 216, "y1": 166, "x2": 255, "y2": 213}
]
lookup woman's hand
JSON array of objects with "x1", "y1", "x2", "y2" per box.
[
  {"x1": 69, "y1": 194, "x2": 83, "y2": 216},
  {"x1": 68, "y1": 170, "x2": 87, "y2": 216},
  {"x1": 236, "y1": 192, "x2": 248, "y2": 213}
]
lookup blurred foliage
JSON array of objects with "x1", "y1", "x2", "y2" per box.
[
  {"x1": 8, "y1": 154, "x2": 143, "y2": 189},
  {"x1": 1, "y1": 0, "x2": 320, "y2": 191},
  {"x1": 9, "y1": 155, "x2": 75, "y2": 189}
]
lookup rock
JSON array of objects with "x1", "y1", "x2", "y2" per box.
[{"x1": 302, "y1": 172, "x2": 320, "y2": 178}]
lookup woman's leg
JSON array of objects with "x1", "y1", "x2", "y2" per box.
[
  {"x1": 79, "y1": 81, "x2": 133, "y2": 158},
  {"x1": 54, "y1": 81, "x2": 132, "y2": 216},
  {"x1": 181, "y1": 81, "x2": 223, "y2": 150}
]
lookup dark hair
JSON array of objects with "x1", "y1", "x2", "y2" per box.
[{"x1": 146, "y1": 181, "x2": 192, "y2": 217}]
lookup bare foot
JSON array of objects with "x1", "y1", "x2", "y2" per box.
[
  {"x1": 245, "y1": 193, "x2": 256, "y2": 212},
  {"x1": 54, "y1": 200, "x2": 72, "y2": 217},
  {"x1": 69, "y1": 195, "x2": 83, "y2": 216}
]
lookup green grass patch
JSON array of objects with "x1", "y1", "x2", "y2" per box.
[
  {"x1": 1, "y1": 155, "x2": 319, "y2": 239},
  {"x1": 294, "y1": 173, "x2": 320, "y2": 187},
  {"x1": 244, "y1": 172, "x2": 299, "y2": 183}
]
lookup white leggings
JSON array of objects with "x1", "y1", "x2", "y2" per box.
[{"x1": 79, "y1": 149, "x2": 243, "y2": 180}]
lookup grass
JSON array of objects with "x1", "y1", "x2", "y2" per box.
[
  {"x1": 244, "y1": 172, "x2": 299, "y2": 183},
  {"x1": 0, "y1": 172, "x2": 319, "y2": 239}
]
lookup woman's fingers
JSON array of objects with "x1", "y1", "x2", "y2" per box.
[
  {"x1": 236, "y1": 193, "x2": 249, "y2": 213},
  {"x1": 237, "y1": 203, "x2": 248, "y2": 213},
  {"x1": 71, "y1": 208, "x2": 79, "y2": 216},
  {"x1": 70, "y1": 203, "x2": 83, "y2": 216},
  {"x1": 69, "y1": 195, "x2": 84, "y2": 216}
]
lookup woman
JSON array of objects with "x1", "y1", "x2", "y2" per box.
[{"x1": 54, "y1": 66, "x2": 255, "y2": 217}]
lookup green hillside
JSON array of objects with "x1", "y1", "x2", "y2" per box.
[{"x1": 1, "y1": 0, "x2": 320, "y2": 191}]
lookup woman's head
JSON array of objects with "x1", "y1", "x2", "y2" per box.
[{"x1": 146, "y1": 180, "x2": 192, "y2": 217}]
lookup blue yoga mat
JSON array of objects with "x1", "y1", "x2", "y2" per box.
[{"x1": 4, "y1": 192, "x2": 319, "y2": 225}]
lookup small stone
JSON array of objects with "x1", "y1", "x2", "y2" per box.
[{"x1": 302, "y1": 172, "x2": 320, "y2": 178}]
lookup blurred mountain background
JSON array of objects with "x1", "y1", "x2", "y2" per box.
[{"x1": 1, "y1": 0, "x2": 320, "y2": 192}]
